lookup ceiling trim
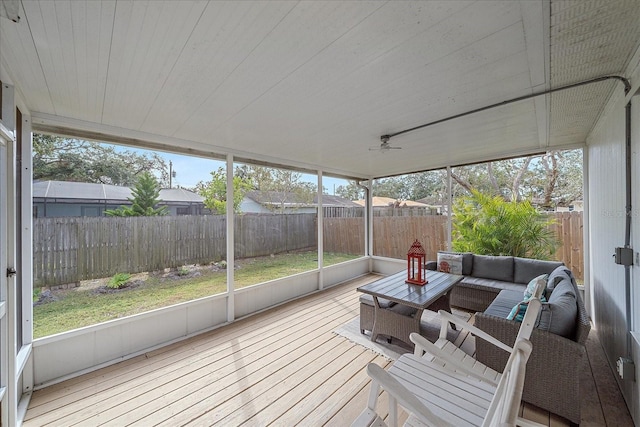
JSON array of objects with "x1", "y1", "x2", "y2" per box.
[{"x1": 30, "y1": 112, "x2": 371, "y2": 182}]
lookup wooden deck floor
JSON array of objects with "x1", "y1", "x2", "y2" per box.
[{"x1": 24, "y1": 274, "x2": 632, "y2": 426}]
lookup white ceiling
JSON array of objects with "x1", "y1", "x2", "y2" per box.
[{"x1": 1, "y1": 0, "x2": 639, "y2": 180}]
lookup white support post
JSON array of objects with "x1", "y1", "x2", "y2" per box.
[
  {"x1": 317, "y1": 171, "x2": 324, "y2": 290},
  {"x1": 582, "y1": 147, "x2": 591, "y2": 317},
  {"x1": 20, "y1": 112, "x2": 33, "y2": 398},
  {"x1": 226, "y1": 154, "x2": 235, "y2": 323},
  {"x1": 365, "y1": 181, "x2": 373, "y2": 268},
  {"x1": 446, "y1": 166, "x2": 453, "y2": 250}
]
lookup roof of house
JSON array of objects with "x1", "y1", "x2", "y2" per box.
[
  {"x1": 33, "y1": 181, "x2": 204, "y2": 204},
  {"x1": 245, "y1": 190, "x2": 360, "y2": 208},
  {"x1": 353, "y1": 196, "x2": 429, "y2": 208}
]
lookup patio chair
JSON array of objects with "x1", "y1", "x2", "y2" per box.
[
  {"x1": 352, "y1": 337, "x2": 543, "y2": 427},
  {"x1": 410, "y1": 291, "x2": 543, "y2": 386}
]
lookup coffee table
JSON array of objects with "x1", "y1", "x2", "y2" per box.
[{"x1": 357, "y1": 270, "x2": 464, "y2": 346}]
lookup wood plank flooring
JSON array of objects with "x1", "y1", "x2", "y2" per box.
[{"x1": 24, "y1": 274, "x2": 631, "y2": 426}]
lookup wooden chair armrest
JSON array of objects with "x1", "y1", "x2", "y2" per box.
[
  {"x1": 409, "y1": 333, "x2": 499, "y2": 385},
  {"x1": 366, "y1": 363, "x2": 456, "y2": 427},
  {"x1": 435, "y1": 310, "x2": 513, "y2": 353}
]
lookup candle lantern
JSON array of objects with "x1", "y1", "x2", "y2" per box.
[{"x1": 406, "y1": 239, "x2": 427, "y2": 285}]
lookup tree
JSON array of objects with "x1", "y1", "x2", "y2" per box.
[
  {"x1": 104, "y1": 172, "x2": 168, "y2": 216},
  {"x1": 529, "y1": 150, "x2": 583, "y2": 208},
  {"x1": 195, "y1": 167, "x2": 252, "y2": 214},
  {"x1": 33, "y1": 134, "x2": 168, "y2": 186},
  {"x1": 451, "y1": 190, "x2": 559, "y2": 259},
  {"x1": 335, "y1": 181, "x2": 364, "y2": 200}
]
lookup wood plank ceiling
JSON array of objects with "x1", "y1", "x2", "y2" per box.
[{"x1": 1, "y1": 0, "x2": 639, "y2": 179}]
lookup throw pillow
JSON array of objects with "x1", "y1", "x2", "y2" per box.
[
  {"x1": 524, "y1": 273, "x2": 548, "y2": 300},
  {"x1": 437, "y1": 252, "x2": 463, "y2": 275},
  {"x1": 507, "y1": 295, "x2": 547, "y2": 322}
]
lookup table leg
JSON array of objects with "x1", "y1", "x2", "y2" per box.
[
  {"x1": 429, "y1": 291, "x2": 457, "y2": 330},
  {"x1": 370, "y1": 296, "x2": 381, "y2": 343}
]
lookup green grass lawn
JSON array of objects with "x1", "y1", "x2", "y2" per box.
[{"x1": 33, "y1": 251, "x2": 358, "y2": 338}]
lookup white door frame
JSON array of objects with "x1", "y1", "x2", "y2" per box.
[
  {"x1": 1, "y1": 81, "x2": 33, "y2": 426},
  {"x1": 0, "y1": 116, "x2": 17, "y2": 427}
]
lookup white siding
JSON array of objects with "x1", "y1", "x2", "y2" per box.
[{"x1": 586, "y1": 52, "x2": 640, "y2": 422}]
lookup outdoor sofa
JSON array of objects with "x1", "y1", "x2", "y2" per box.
[{"x1": 425, "y1": 252, "x2": 590, "y2": 425}]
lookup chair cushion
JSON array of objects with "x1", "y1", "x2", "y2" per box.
[
  {"x1": 513, "y1": 257, "x2": 564, "y2": 284},
  {"x1": 359, "y1": 294, "x2": 396, "y2": 309},
  {"x1": 437, "y1": 252, "x2": 463, "y2": 275},
  {"x1": 471, "y1": 255, "x2": 514, "y2": 282},
  {"x1": 389, "y1": 303, "x2": 418, "y2": 317}
]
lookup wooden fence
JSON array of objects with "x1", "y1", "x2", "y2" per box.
[
  {"x1": 33, "y1": 214, "x2": 317, "y2": 287},
  {"x1": 322, "y1": 212, "x2": 584, "y2": 279},
  {"x1": 33, "y1": 211, "x2": 583, "y2": 287}
]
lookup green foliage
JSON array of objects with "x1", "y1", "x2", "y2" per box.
[
  {"x1": 105, "y1": 172, "x2": 168, "y2": 217},
  {"x1": 33, "y1": 134, "x2": 168, "y2": 186},
  {"x1": 451, "y1": 190, "x2": 559, "y2": 259},
  {"x1": 107, "y1": 273, "x2": 131, "y2": 289},
  {"x1": 335, "y1": 180, "x2": 364, "y2": 200},
  {"x1": 195, "y1": 167, "x2": 252, "y2": 214}
]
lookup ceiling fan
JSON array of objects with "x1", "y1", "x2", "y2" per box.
[{"x1": 369, "y1": 135, "x2": 402, "y2": 152}]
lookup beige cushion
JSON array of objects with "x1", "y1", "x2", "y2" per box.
[{"x1": 437, "y1": 252, "x2": 463, "y2": 275}]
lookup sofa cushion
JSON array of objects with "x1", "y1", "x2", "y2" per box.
[
  {"x1": 484, "y1": 289, "x2": 523, "y2": 318},
  {"x1": 538, "y1": 279, "x2": 578, "y2": 338},
  {"x1": 470, "y1": 255, "x2": 514, "y2": 282},
  {"x1": 460, "y1": 276, "x2": 525, "y2": 293},
  {"x1": 513, "y1": 257, "x2": 563, "y2": 284},
  {"x1": 545, "y1": 266, "x2": 573, "y2": 299},
  {"x1": 437, "y1": 252, "x2": 463, "y2": 274},
  {"x1": 437, "y1": 251, "x2": 473, "y2": 275}
]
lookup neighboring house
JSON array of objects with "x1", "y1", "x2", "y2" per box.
[
  {"x1": 354, "y1": 196, "x2": 438, "y2": 215},
  {"x1": 557, "y1": 200, "x2": 584, "y2": 212},
  {"x1": 240, "y1": 190, "x2": 360, "y2": 214},
  {"x1": 33, "y1": 180, "x2": 206, "y2": 217}
]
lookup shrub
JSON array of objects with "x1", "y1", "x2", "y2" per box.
[
  {"x1": 452, "y1": 190, "x2": 559, "y2": 259},
  {"x1": 107, "y1": 273, "x2": 132, "y2": 289}
]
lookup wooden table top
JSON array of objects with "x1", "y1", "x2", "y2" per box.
[{"x1": 357, "y1": 270, "x2": 463, "y2": 309}]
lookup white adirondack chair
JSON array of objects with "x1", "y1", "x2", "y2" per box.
[
  {"x1": 353, "y1": 338, "x2": 544, "y2": 427},
  {"x1": 352, "y1": 289, "x2": 546, "y2": 427},
  {"x1": 411, "y1": 290, "x2": 543, "y2": 386}
]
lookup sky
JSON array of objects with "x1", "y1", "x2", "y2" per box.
[{"x1": 118, "y1": 145, "x2": 347, "y2": 195}]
